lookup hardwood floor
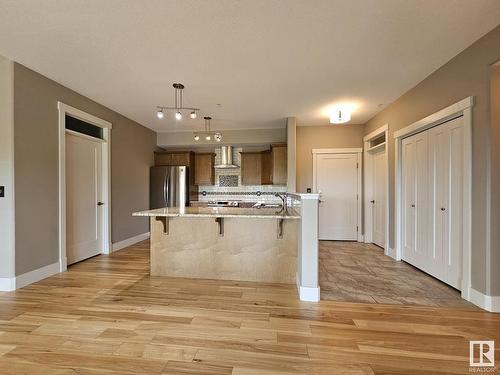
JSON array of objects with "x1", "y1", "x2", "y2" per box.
[
  {"x1": 320, "y1": 241, "x2": 477, "y2": 309},
  {"x1": 0, "y1": 240, "x2": 498, "y2": 374}
]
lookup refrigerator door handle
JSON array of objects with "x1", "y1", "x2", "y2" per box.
[
  {"x1": 166, "y1": 171, "x2": 170, "y2": 207},
  {"x1": 163, "y1": 172, "x2": 168, "y2": 207}
]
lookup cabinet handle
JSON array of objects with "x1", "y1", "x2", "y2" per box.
[
  {"x1": 370, "y1": 200, "x2": 375, "y2": 204},
  {"x1": 411, "y1": 204, "x2": 415, "y2": 208},
  {"x1": 441, "y1": 207, "x2": 446, "y2": 211}
]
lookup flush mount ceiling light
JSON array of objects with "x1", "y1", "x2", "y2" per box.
[
  {"x1": 330, "y1": 107, "x2": 352, "y2": 124},
  {"x1": 194, "y1": 116, "x2": 222, "y2": 142},
  {"x1": 156, "y1": 83, "x2": 199, "y2": 121}
]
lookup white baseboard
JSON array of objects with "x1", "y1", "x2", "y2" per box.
[
  {"x1": 295, "y1": 273, "x2": 320, "y2": 302},
  {"x1": 0, "y1": 277, "x2": 15, "y2": 292},
  {"x1": 112, "y1": 232, "x2": 150, "y2": 252},
  {"x1": 0, "y1": 261, "x2": 61, "y2": 292},
  {"x1": 469, "y1": 287, "x2": 500, "y2": 312},
  {"x1": 386, "y1": 247, "x2": 397, "y2": 260}
]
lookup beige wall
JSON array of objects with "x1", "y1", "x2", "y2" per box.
[
  {"x1": 286, "y1": 117, "x2": 297, "y2": 192},
  {"x1": 296, "y1": 125, "x2": 365, "y2": 193},
  {"x1": 363, "y1": 25, "x2": 500, "y2": 295},
  {"x1": 13, "y1": 63, "x2": 156, "y2": 275},
  {"x1": 0, "y1": 57, "x2": 14, "y2": 278},
  {"x1": 157, "y1": 128, "x2": 286, "y2": 148},
  {"x1": 490, "y1": 64, "x2": 500, "y2": 295}
]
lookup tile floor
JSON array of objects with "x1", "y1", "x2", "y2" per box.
[{"x1": 319, "y1": 241, "x2": 477, "y2": 309}]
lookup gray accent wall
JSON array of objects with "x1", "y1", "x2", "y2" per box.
[
  {"x1": 363, "y1": 25, "x2": 500, "y2": 296},
  {"x1": 13, "y1": 63, "x2": 156, "y2": 276}
]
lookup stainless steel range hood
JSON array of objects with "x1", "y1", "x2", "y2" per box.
[{"x1": 215, "y1": 146, "x2": 239, "y2": 169}]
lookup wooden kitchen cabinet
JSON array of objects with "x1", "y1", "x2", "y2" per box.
[
  {"x1": 240, "y1": 152, "x2": 262, "y2": 185},
  {"x1": 260, "y1": 150, "x2": 272, "y2": 185},
  {"x1": 154, "y1": 151, "x2": 194, "y2": 167},
  {"x1": 154, "y1": 152, "x2": 172, "y2": 166},
  {"x1": 270, "y1": 143, "x2": 287, "y2": 185},
  {"x1": 194, "y1": 153, "x2": 216, "y2": 185},
  {"x1": 240, "y1": 144, "x2": 287, "y2": 186}
]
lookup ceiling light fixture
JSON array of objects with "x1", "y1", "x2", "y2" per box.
[
  {"x1": 156, "y1": 83, "x2": 199, "y2": 121},
  {"x1": 194, "y1": 116, "x2": 222, "y2": 142},
  {"x1": 330, "y1": 107, "x2": 351, "y2": 124}
]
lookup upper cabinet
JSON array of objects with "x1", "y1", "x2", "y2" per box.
[
  {"x1": 154, "y1": 151, "x2": 194, "y2": 167},
  {"x1": 270, "y1": 143, "x2": 287, "y2": 185},
  {"x1": 240, "y1": 152, "x2": 263, "y2": 185},
  {"x1": 194, "y1": 153, "x2": 216, "y2": 185},
  {"x1": 240, "y1": 144, "x2": 287, "y2": 186}
]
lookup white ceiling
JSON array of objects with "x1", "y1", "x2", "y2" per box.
[{"x1": 0, "y1": 0, "x2": 499, "y2": 132}]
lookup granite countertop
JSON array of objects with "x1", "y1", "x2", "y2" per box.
[{"x1": 132, "y1": 206, "x2": 300, "y2": 219}]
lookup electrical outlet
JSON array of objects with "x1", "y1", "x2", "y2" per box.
[{"x1": 0, "y1": 186, "x2": 4, "y2": 197}]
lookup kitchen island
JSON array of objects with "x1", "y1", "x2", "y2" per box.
[{"x1": 133, "y1": 206, "x2": 300, "y2": 283}]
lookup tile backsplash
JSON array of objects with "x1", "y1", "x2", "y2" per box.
[{"x1": 198, "y1": 147, "x2": 286, "y2": 202}]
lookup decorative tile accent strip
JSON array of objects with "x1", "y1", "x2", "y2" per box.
[
  {"x1": 199, "y1": 191, "x2": 284, "y2": 196},
  {"x1": 219, "y1": 175, "x2": 239, "y2": 187}
]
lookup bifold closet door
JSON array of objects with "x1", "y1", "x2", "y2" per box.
[
  {"x1": 428, "y1": 117, "x2": 464, "y2": 290},
  {"x1": 402, "y1": 131, "x2": 429, "y2": 269}
]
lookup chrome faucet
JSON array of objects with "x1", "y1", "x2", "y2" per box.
[{"x1": 274, "y1": 193, "x2": 287, "y2": 211}]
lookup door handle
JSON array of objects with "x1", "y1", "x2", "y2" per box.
[{"x1": 97, "y1": 202, "x2": 104, "y2": 206}]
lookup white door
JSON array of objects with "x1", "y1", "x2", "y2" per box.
[
  {"x1": 66, "y1": 132, "x2": 103, "y2": 265},
  {"x1": 427, "y1": 117, "x2": 463, "y2": 289},
  {"x1": 401, "y1": 116, "x2": 463, "y2": 290},
  {"x1": 316, "y1": 153, "x2": 358, "y2": 240},
  {"x1": 371, "y1": 147, "x2": 386, "y2": 247},
  {"x1": 402, "y1": 131, "x2": 429, "y2": 268}
]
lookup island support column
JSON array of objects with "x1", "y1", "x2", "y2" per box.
[{"x1": 295, "y1": 194, "x2": 320, "y2": 302}]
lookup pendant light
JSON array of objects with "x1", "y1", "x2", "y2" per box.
[
  {"x1": 155, "y1": 83, "x2": 199, "y2": 120},
  {"x1": 194, "y1": 116, "x2": 222, "y2": 142}
]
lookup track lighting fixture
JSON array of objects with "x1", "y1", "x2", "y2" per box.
[
  {"x1": 155, "y1": 83, "x2": 199, "y2": 121},
  {"x1": 193, "y1": 116, "x2": 222, "y2": 142}
]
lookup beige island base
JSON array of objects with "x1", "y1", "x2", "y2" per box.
[{"x1": 134, "y1": 206, "x2": 300, "y2": 284}]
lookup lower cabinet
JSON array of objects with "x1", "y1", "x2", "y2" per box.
[{"x1": 401, "y1": 116, "x2": 464, "y2": 290}]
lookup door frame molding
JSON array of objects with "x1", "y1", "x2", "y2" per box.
[
  {"x1": 312, "y1": 148, "x2": 363, "y2": 242},
  {"x1": 394, "y1": 96, "x2": 473, "y2": 301},
  {"x1": 58, "y1": 102, "x2": 112, "y2": 272},
  {"x1": 363, "y1": 124, "x2": 390, "y2": 255}
]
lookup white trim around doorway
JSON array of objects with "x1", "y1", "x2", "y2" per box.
[
  {"x1": 393, "y1": 96, "x2": 473, "y2": 302},
  {"x1": 363, "y1": 124, "x2": 390, "y2": 257},
  {"x1": 58, "y1": 102, "x2": 112, "y2": 272},
  {"x1": 312, "y1": 148, "x2": 363, "y2": 242}
]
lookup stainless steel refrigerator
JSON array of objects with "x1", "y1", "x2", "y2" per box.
[{"x1": 150, "y1": 166, "x2": 189, "y2": 209}]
